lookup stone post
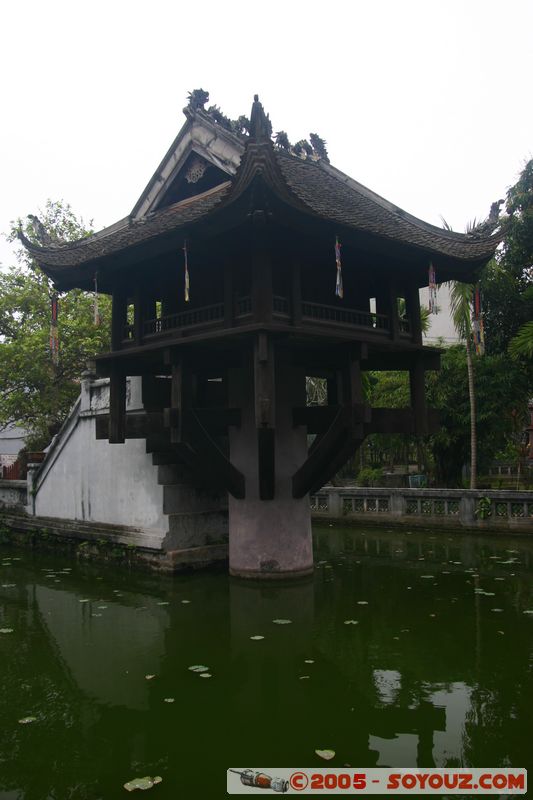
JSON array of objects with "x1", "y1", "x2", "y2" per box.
[
  {"x1": 327, "y1": 489, "x2": 342, "y2": 517},
  {"x1": 25, "y1": 464, "x2": 39, "y2": 516},
  {"x1": 460, "y1": 494, "x2": 476, "y2": 527}
]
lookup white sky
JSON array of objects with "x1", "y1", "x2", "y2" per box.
[{"x1": 1, "y1": 0, "x2": 532, "y2": 271}]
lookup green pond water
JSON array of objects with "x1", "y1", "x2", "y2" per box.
[{"x1": 1, "y1": 526, "x2": 532, "y2": 799}]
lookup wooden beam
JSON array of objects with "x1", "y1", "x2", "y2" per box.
[
  {"x1": 187, "y1": 410, "x2": 245, "y2": 499},
  {"x1": 111, "y1": 289, "x2": 126, "y2": 350},
  {"x1": 223, "y1": 261, "x2": 233, "y2": 328},
  {"x1": 405, "y1": 283, "x2": 423, "y2": 345},
  {"x1": 291, "y1": 259, "x2": 302, "y2": 325},
  {"x1": 257, "y1": 428, "x2": 275, "y2": 500},
  {"x1": 410, "y1": 357, "x2": 428, "y2": 436},
  {"x1": 293, "y1": 406, "x2": 365, "y2": 498},
  {"x1": 254, "y1": 333, "x2": 275, "y2": 499},
  {"x1": 252, "y1": 237, "x2": 273, "y2": 322}
]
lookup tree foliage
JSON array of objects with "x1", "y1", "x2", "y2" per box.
[
  {"x1": 1, "y1": 201, "x2": 111, "y2": 448},
  {"x1": 427, "y1": 347, "x2": 529, "y2": 486}
]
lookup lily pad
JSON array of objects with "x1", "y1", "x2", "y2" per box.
[
  {"x1": 164, "y1": 698, "x2": 175, "y2": 703},
  {"x1": 272, "y1": 619, "x2": 292, "y2": 624},
  {"x1": 124, "y1": 775, "x2": 163, "y2": 792},
  {"x1": 250, "y1": 635, "x2": 264, "y2": 640},
  {"x1": 315, "y1": 749, "x2": 335, "y2": 760},
  {"x1": 0, "y1": 628, "x2": 14, "y2": 634},
  {"x1": 356, "y1": 601, "x2": 369, "y2": 605},
  {"x1": 188, "y1": 665, "x2": 209, "y2": 672},
  {"x1": 145, "y1": 674, "x2": 156, "y2": 680},
  {"x1": 344, "y1": 620, "x2": 358, "y2": 625},
  {"x1": 304, "y1": 659, "x2": 315, "y2": 664},
  {"x1": 199, "y1": 673, "x2": 212, "y2": 679},
  {"x1": 523, "y1": 610, "x2": 533, "y2": 615},
  {"x1": 18, "y1": 716, "x2": 37, "y2": 724},
  {"x1": 181, "y1": 600, "x2": 191, "y2": 604}
]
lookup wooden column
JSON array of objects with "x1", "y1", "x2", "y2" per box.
[
  {"x1": 169, "y1": 358, "x2": 184, "y2": 444},
  {"x1": 133, "y1": 284, "x2": 146, "y2": 346},
  {"x1": 405, "y1": 284, "x2": 423, "y2": 345},
  {"x1": 251, "y1": 211, "x2": 272, "y2": 324},
  {"x1": 111, "y1": 289, "x2": 126, "y2": 351},
  {"x1": 224, "y1": 261, "x2": 234, "y2": 329},
  {"x1": 410, "y1": 357, "x2": 428, "y2": 436},
  {"x1": 376, "y1": 285, "x2": 399, "y2": 342},
  {"x1": 291, "y1": 260, "x2": 302, "y2": 325},
  {"x1": 254, "y1": 332, "x2": 275, "y2": 500},
  {"x1": 109, "y1": 366, "x2": 126, "y2": 443}
]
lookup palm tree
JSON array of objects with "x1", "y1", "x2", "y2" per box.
[{"x1": 449, "y1": 280, "x2": 477, "y2": 489}]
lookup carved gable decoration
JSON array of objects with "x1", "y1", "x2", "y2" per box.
[{"x1": 185, "y1": 157, "x2": 209, "y2": 184}]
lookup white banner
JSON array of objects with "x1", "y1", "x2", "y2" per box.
[{"x1": 227, "y1": 768, "x2": 527, "y2": 794}]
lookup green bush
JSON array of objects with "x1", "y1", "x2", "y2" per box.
[{"x1": 356, "y1": 467, "x2": 383, "y2": 487}]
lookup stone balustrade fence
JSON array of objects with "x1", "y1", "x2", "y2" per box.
[{"x1": 311, "y1": 486, "x2": 533, "y2": 531}]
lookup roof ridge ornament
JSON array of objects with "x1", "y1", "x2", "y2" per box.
[{"x1": 249, "y1": 95, "x2": 272, "y2": 142}]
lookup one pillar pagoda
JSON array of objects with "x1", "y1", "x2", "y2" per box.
[{"x1": 21, "y1": 94, "x2": 499, "y2": 578}]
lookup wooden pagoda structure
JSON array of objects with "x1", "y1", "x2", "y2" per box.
[{"x1": 22, "y1": 94, "x2": 499, "y2": 578}]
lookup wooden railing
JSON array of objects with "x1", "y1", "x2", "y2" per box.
[
  {"x1": 134, "y1": 297, "x2": 395, "y2": 340},
  {"x1": 143, "y1": 303, "x2": 225, "y2": 336},
  {"x1": 302, "y1": 301, "x2": 389, "y2": 331}
]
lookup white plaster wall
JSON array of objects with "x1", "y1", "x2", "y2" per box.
[
  {"x1": 33, "y1": 377, "x2": 167, "y2": 540},
  {"x1": 420, "y1": 284, "x2": 460, "y2": 346}
]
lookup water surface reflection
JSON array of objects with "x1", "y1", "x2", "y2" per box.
[{"x1": 0, "y1": 526, "x2": 532, "y2": 798}]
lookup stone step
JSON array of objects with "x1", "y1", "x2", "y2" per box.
[
  {"x1": 157, "y1": 463, "x2": 191, "y2": 485},
  {"x1": 151, "y1": 451, "x2": 181, "y2": 466}
]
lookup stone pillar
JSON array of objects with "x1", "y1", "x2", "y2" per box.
[
  {"x1": 26, "y1": 463, "x2": 39, "y2": 516},
  {"x1": 228, "y1": 347, "x2": 313, "y2": 579}
]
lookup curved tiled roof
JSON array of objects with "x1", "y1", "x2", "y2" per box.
[
  {"x1": 19, "y1": 182, "x2": 231, "y2": 271},
  {"x1": 276, "y1": 153, "x2": 500, "y2": 261},
  {"x1": 20, "y1": 104, "x2": 499, "y2": 277}
]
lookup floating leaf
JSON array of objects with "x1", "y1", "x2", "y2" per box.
[
  {"x1": 356, "y1": 601, "x2": 369, "y2": 605},
  {"x1": 97, "y1": 605, "x2": 108, "y2": 610},
  {"x1": 315, "y1": 749, "x2": 335, "y2": 760},
  {"x1": 0, "y1": 628, "x2": 14, "y2": 634},
  {"x1": 164, "y1": 698, "x2": 175, "y2": 703},
  {"x1": 124, "y1": 775, "x2": 162, "y2": 792},
  {"x1": 157, "y1": 601, "x2": 169, "y2": 606},
  {"x1": 491, "y1": 609, "x2": 503, "y2": 613},
  {"x1": 188, "y1": 665, "x2": 209, "y2": 672},
  {"x1": 1, "y1": 584, "x2": 16, "y2": 588},
  {"x1": 250, "y1": 635, "x2": 264, "y2": 640},
  {"x1": 18, "y1": 716, "x2": 36, "y2": 725},
  {"x1": 344, "y1": 620, "x2": 358, "y2": 625},
  {"x1": 92, "y1": 613, "x2": 103, "y2": 618},
  {"x1": 78, "y1": 599, "x2": 90, "y2": 603},
  {"x1": 304, "y1": 659, "x2": 315, "y2": 664},
  {"x1": 272, "y1": 619, "x2": 292, "y2": 624},
  {"x1": 420, "y1": 575, "x2": 434, "y2": 579},
  {"x1": 199, "y1": 673, "x2": 212, "y2": 679},
  {"x1": 145, "y1": 674, "x2": 156, "y2": 680},
  {"x1": 523, "y1": 610, "x2": 533, "y2": 615},
  {"x1": 299, "y1": 675, "x2": 310, "y2": 680},
  {"x1": 181, "y1": 600, "x2": 191, "y2": 604}
]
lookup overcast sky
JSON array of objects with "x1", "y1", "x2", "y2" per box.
[{"x1": 1, "y1": 0, "x2": 532, "y2": 271}]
